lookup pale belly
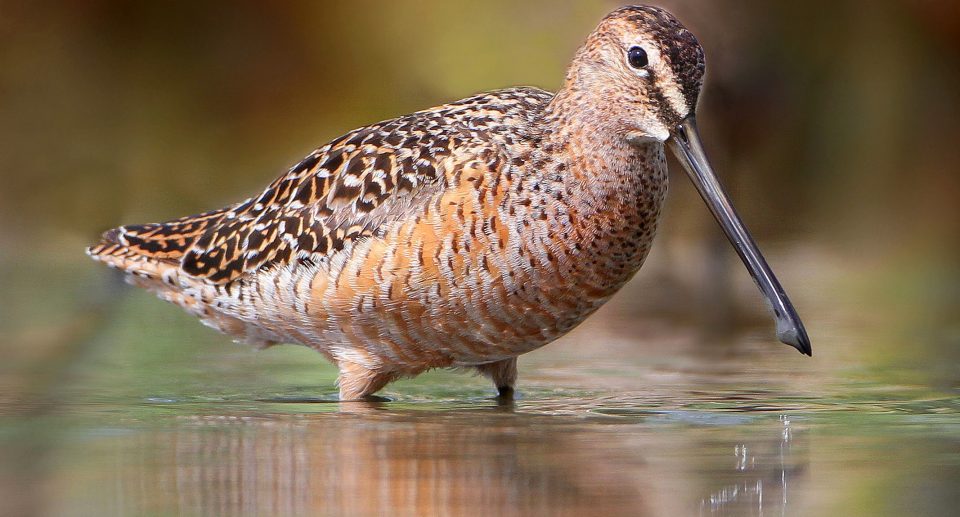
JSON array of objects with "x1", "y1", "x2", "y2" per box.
[{"x1": 228, "y1": 233, "x2": 622, "y2": 373}]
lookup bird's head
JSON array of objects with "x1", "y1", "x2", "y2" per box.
[{"x1": 564, "y1": 5, "x2": 705, "y2": 144}]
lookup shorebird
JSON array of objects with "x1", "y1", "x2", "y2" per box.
[{"x1": 88, "y1": 5, "x2": 811, "y2": 401}]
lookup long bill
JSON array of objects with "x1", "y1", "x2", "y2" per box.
[{"x1": 667, "y1": 116, "x2": 812, "y2": 356}]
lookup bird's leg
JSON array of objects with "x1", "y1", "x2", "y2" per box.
[
  {"x1": 336, "y1": 361, "x2": 397, "y2": 401},
  {"x1": 475, "y1": 358, "x2": 518, "y2": 399}
]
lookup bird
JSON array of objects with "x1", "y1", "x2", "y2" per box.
[{"x1": 87, "y1": 5, "x2": 811, "y2": 401}]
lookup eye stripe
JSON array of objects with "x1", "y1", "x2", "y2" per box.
[{"x1": 649, "y1": 84, "x2": 683, "y2": 126}]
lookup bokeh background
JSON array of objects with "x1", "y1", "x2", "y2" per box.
[{"x1": 1, "y1": 1, "x2": 958, "y2": 516}]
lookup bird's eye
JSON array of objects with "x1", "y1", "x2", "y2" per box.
[{"x1": 628, "y1": 46, "x2": 649, "y2": 69}]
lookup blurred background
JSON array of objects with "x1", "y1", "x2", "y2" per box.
[{"x1": 1, "y1": 1, "x2": 958, "y2": 516}]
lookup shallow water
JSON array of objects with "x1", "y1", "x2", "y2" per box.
[{"x1": 1, "y1": 247, "x2": 958, "y2": 516}]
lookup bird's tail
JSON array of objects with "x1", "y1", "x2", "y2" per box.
[
  {"x1": 86, "y1": 208, "x2": 279, "y2": 347},
  {"x1": 86, "y1": 208, "x2": 230, "y2": 279}
]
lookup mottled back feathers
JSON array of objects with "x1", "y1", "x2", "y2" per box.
[{"x1": 88, "y1": 88, "x2": 554, "y2": 284}]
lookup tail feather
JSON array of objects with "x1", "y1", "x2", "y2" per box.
[
  {"x1": 86, "y1": 206, "x2": 281, "y2": 349},
  {"x1": 87, "y1": 208, "x2": 230, "y2": 264}
]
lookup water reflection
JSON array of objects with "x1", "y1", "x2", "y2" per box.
[
  {"x1": 33, "y1": 399, "x2": 826, "y2": 516},
  {"x1": 89, "y1": 406, "x2": 657, "y2": 516},
  {"x1": 700, "y1": 415, "x2": 806, "y2": 516}
]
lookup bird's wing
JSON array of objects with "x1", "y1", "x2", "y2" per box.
[
  {"x1": 179, "y1": 110, "x2": 507, "y2": 284},
  {"x1": 94, "y1": 87, "x2": 554, "y2": 285}
]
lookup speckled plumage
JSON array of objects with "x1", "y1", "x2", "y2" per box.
[{"x1": 88, "y1": 6, "x2": 709, "y2": 399}]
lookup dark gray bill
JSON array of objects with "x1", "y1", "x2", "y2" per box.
[{"x1": 667, "y1": 117, "x2": 812, "y2": 356}]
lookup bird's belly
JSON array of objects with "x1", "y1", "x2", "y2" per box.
[
  {"x1": 239, "y1": 230, "x2": 628, "y2": 371},
  {"x1": 304, "y1": 267, "x2": 610, "y2": 369},
  {"x1": 363, "y1": 269, "x2": 602, "y2": 367}
]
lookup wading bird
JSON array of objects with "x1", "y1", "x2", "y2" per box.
[{"x1": 88, "y1": 5, "x2": 811, "y2": 400}]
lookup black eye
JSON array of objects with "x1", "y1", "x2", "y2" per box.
[{"x1": 628, "y1": 46, "x2": 648, "y2": 69}]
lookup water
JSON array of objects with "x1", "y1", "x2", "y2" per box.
[{"x1": 1, "y1": 247, "x2": 958, "y2": 516}]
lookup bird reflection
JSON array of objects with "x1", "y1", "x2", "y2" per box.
[
  {"x1": 93, "y1": 400, "x2": 810, "y2": 516},
  {"x1": 107, "y1": 406, "x2": 653, "y2": 516}
]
